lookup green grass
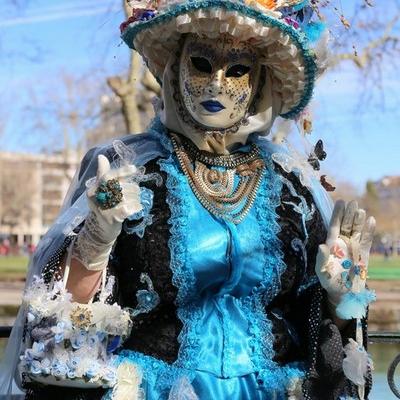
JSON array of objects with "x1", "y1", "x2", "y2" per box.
[
  {"x1": 0, "y1": 255, "x2": 399, "y2": 281},
  {"x1": 368, "y1": 256, "x2": 400, "y2": 280},
  {"x1": 0, "y1": 256, "x2": 29, "y2": 280}
]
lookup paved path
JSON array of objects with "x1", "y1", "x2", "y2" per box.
[
  {"x1": 0, "y1": 281, "x2": 24, "y2": 306},
  {"x1": 368, "y1": 280, "x2": 400, "y2": 331}
]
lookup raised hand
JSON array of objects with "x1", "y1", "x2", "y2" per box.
[
  {"x1": 315, "y1": 200, "x2": 376, "y2": 320},
  {"x1": 72, "y1": 155, "x2": 142, "y2": 271},
  {"x1": 87, "y1": 155, "x2": 142, "y2": 229}
]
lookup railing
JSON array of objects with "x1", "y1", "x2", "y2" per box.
[
  {"x1": 369, "y1": 332, "x2": 400, "y2": 398},
  {"x1": 0, "y1": 326, "x2": 11, "y2": 338},
  {"x1": 1, "y1": 328, "x2": 400, "y2": 397}
]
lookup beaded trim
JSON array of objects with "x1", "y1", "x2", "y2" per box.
[
  {"x1": 170, "y1": 132, "x2": 265, "y2": 224},
  {"x1": 176, "y1": 133, "x2": 261, "y2": 168},
  {"x1": 121, "y1": 0, "x2": 318, "y2": 119}
]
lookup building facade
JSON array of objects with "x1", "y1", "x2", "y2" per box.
[{"x1": 0, "y1": 151, "x2": 80, "y2": 247}]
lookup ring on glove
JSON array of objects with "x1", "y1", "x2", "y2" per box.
[{"x1": 95, "y1": 178, "x2": 123, "y2": 209}]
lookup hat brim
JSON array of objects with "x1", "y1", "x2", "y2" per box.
[{"x1": 122, "y1": 0, "x2": 317, "y2": 119}]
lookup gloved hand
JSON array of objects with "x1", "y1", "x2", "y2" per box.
[
  {"x1": 72, "y1": 155, "x2": 142, "y2": 271},
  {"x1": 315, "y1": 200, "x2": 376, "y2": 320}
]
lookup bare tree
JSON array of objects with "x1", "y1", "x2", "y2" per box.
[
  {"x1": 0, "y1": 159, "x2": 36, "y2": 231},
  {"x1": 317, "y1": 0, "x2": 400, "y2": 106},
  {"x1": 106, "y1": 0, "x2": 160, "y2": 135},
  {"x1": 23, "y1": 71, "x2": 106, "y2": 153},
  {"x1": 3, "y1": 0, "x2": 398, "y2": 149}
]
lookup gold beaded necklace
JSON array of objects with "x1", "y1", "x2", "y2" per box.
[{"x1": 170, "y1": 133, "x2": 265, "y2": 224}]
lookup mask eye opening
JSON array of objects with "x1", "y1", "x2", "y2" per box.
[
  {"x1": 226, "y1": 64, "x2": 251, "y2": 78},
  {"x1": 190, "y1": 57, "x2": 212, "y2": 74}
]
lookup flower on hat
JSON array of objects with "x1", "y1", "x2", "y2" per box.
[
  {"x1": 245, "y1": 0, "x2": 307, "y2": 11},
  {"x1": 246, "y1": 0, "x2": 277, "y2": 10}
]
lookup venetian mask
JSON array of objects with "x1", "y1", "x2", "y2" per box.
[{"x1": 178, "y1": 34, "x2": 261, "y2": 130}]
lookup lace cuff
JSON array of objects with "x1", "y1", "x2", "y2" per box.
[{"x1": 72, "y1": 212, "x2": 116, "y2": 271}]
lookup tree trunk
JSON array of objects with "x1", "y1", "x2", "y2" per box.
[{"x1": 107, "y1": 1, "x2": 142, "y2": 134}]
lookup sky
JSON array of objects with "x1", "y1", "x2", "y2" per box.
[{"x1": 0, "y1": 0, "x2": 399, "y2": 191}]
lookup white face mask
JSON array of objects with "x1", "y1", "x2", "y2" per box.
[{"x1": 178, "y1": 34, "x2": 261, "y2": 130}]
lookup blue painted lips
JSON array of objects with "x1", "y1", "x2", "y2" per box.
[{"x1": 201, "y1": 100, "x2": 225, "y2": 113}]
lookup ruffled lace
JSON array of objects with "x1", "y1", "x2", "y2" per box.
[
  {"x1": 238, "y1": 150, "x2": 306, "y2": 393},
  {"x1": 158, "y1": 145, "x2": 202, "y2": 376},
  {"x1": 107, "y1": 351, "x2": 195, "y2": 400}
]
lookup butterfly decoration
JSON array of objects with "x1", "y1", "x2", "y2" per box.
[
  {"x1": 307, "y1": 139, "x2": 327, "y2": 171},
  {"x1": 320, "y1": 175, "x2": 336, "y2": 192}
]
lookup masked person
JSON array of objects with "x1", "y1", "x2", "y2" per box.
[{"x1": 0, "y1": 1, "x2": 376, "y2": 399}]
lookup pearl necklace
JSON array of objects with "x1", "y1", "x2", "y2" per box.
[{"x1": 170, "y1": 133, "x2": 265, "y2": 224}]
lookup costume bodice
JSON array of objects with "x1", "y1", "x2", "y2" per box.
[
  {"x1": 184, "y1": 187, "x2": 267, "y2": 377},
  {"x1": 155, "y1": 146, "x2": 289, "y2": 383},
  {"x1": 187, "y1": 192, "x2": 264, "y2": 299}
]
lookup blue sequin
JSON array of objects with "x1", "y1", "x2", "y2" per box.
[{"x1": 341, "y1": 259, "x2": 353, "y2": 270}]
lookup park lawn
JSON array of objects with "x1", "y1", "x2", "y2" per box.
[
  {"x1": 0, "y1": 255, "x2": 399, "y2": 281},
  {"x1": 368, "y1": 256, "x2": 400, "y2": 280},
  {"x1": 0, "y1": 256, "x2": 29, "y2": 280}
]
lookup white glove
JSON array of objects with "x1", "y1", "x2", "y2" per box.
[
  {"x1": 315, "y1": 200, "x2": 376, "y2": 319},
  {"x1": 72, "y1": 155, "x2": 142, "y2": 271}
]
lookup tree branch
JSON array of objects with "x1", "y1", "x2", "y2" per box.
[{"x1": 331, "y1": 15, "x2": 400, "y2": 69}]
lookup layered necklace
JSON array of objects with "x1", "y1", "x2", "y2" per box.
[{"x1": 170, "y1": 132, "x2": 265, "y2": 224}]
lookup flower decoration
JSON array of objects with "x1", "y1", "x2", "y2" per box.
[
  {"x1": 129, "y1": 273, "x2": 160, "y2": 318},
  {"x1": 246, "y1": 0, "x2": 277, "y2": 9},
  {"x1": 107, "y1": 336, "x2": 122, "y2": 353},
  {"x1": 341, "y1": 271, "x2": 352, "y2": 290},
  {"x1": 341, "y1": 259, "x2": 353, "y2": 270},
  {"x1": 30, "y1": 360, "x2": 42, "y2": 376},
  {"x1": 331, "y1": 243, "x2": 345, "y2": 259},
  {"x1": 70, "y1": 306, "x2": 93, "y2": 329},
  {"x1": 21, "y1": 276, "x2": 133, "y2": 387},
  {"x1": 245, "y1": 0, "x2": 308, "y2": 12},
  {"x1": 40, "y1": 358, "x2": 51, "y2": 375},
  {"x1": 70, "y1": 330, "x2": 87, "y2": 350},
  {"x1": 51, "y1": 359, "x2": 68, "y2": 378},
  {"x1": 51, "y1": 321, "x2": 71, "y2": 343},
  {"x1": 111, "y1": 361, "x2": 143, "y2": 400},
  {"x1": 359, "y1": 263, "x2": 367, "y2": 280}
]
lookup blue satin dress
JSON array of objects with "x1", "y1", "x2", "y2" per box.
[{"x1": 113, "y1": 150, "x2": 305, "y2": 400}]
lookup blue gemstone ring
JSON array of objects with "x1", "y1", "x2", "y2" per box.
[{"x1": 95, "y1": 179, "x2": 123, "y2": 210}]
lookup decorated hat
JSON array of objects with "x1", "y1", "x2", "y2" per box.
[{"x1": 121, "y1": 0, "x2": 327, "y2": 119}]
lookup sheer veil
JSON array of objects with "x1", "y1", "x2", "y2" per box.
[{"x1": 0, "y1": 124, "x2": 169, "y2": 398}]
